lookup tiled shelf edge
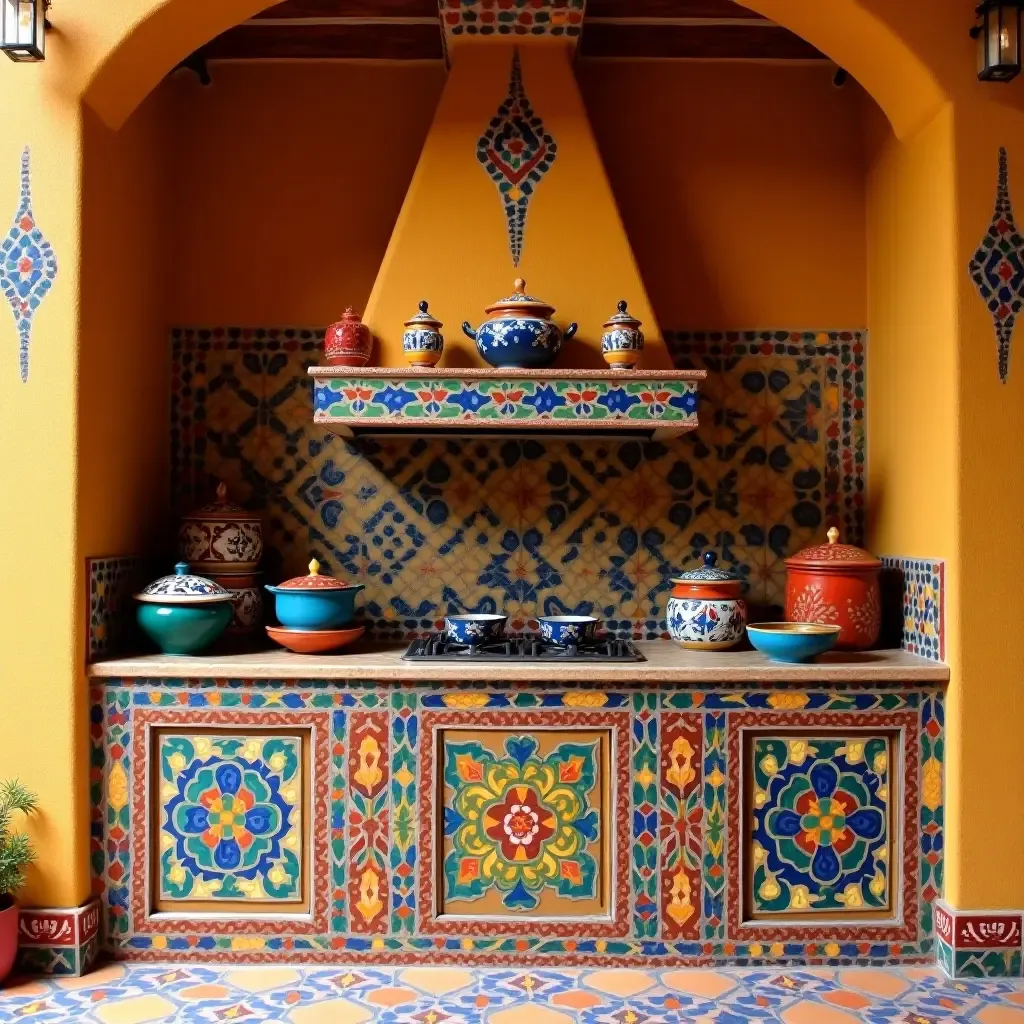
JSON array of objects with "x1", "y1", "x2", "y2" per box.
[{"x1": 308, "y1": 367, "x2": 706, "y2": 440}]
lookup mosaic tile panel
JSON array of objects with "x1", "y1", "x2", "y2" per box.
[
  {"x1": 476, "y1": 49, "x2": 557, "y2": 266},
  {"x1": 880, "y1": 556, "x2": 945, "y2": 662},
  {"x1": 170, "y1": 327, "x2": 867, "y2": 641},
  {"x1": 15, "y1": 898, "x2": 101, "y2": 978},
  {"x1": 749, "y1": 733, "x2": 891, "y2": 918},
  {"x1": 157, "y1": 732, "x2": 303, "y2": 904},
  {"x1": 92, "y1": 678, "x2": 942, "y2": 967},
  {"x1": 934, "y1": 900, "x2": 1024, "y2": 979},
  {"x1": 969, "y1": 146, "x2": 1024, "y2": 383},
  {"x1": 85, "y1": 556, "x2": 144, "y2": 663},
  {"x1": 0, "y1": 147, "x2": 57, "y2": 383},
  {"x1": 441, "y1": 0, "x2": 586, "y2": 39}
]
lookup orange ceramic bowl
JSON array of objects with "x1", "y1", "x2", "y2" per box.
[{"x1": 266, "y1": 624, "x2": 365, "y2": 654}]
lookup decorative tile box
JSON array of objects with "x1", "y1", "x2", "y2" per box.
[{"x1": 91, "y1": 677, "x2": 943, "y2": 968}]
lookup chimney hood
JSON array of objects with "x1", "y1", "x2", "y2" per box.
[{"x1": 309, "y1": 40, "x2": 704, "y2": 440}]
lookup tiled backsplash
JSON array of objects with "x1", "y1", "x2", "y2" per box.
[{"x1": 169, "y1": 328, "x2": 866, "y2": 639}]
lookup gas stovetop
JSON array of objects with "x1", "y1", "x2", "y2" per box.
[{"x1": 401, "y1": 635, "x2": 646, "y2": 662}]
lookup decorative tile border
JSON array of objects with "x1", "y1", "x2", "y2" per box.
[
  {"x1": 879, "y1": 557, "x2": 945, "y2": 662},
  {"x1": 92, "y1": 679, "x2": 942, "y2": 967},
  {"x1": 440, "y1": 0, "x2": 586, "y2": 40},
  {"x1": 85, "y1": 556, "x2": 145, "y2": 663},
  {"x1": 17, "y1": 898, "x2": 101, "y2": 977},
  {"x1": 0, "y1": 147, "x2": 58, "y2": 383},
  {"x1": 935, "y1": 900, "x2": 1024, "y2": 978}
]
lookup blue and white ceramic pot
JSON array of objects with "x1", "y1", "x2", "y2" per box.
[
  {"x1": 666, "y1": 551, "x2": 747, "y2": 651},
  {"x1": 445, "y1": 614, "x2": 507, "y2": 646},
  {"x1": 134, "y1": 562, "x2": 234, "y2": 655},
  {"x1": 539, "y1": 615, "x2": 599, "y2": 646},
  {"x1": 402, "y1": 300, "x2": 444, "y2": 368},
  {"x1": 601, "y1": 300, "x2": 645, "y2": 369},
  {"x1": 462, "y1": 278, "x2": 577, "y2": 370}
]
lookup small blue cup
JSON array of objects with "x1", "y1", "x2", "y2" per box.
[
  {"x1": 445, "y1": 614, "x2": 507, "y2": 646},
  {"x1": 539, "y1": 615, "x2": 599, "y2": 647}
]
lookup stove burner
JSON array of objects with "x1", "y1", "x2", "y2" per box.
[{"x1": 402, "y1": 635, "x2": 646, "y2": 662}]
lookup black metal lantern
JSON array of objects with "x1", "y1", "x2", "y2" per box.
[
  {"x1": 972, "y1": 0, "x2": 1024, "y2": 82},
  {"x1": 1, "y1": 0, "x2": 48, "y2": 62}
]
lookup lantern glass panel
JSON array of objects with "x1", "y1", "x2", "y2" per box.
[{"x1": 1, "y1": 0, "x2": 43, "y2": 60}]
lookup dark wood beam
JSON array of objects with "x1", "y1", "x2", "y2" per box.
[
  {"x1": 579, "y1": 22, "x2": 825, "y2": 59},
  {"x1": 202, "y1": 22, "x2": 443, "y2": 59},
  {"x1": 252, "y1": 0, "x2": 439, "y2": 19},
  {"x1": 585, "y1": 0, "x2": 766, "y2": 20}
]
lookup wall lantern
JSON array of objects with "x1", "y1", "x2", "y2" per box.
[
  {"x1": 972, "y1": 0, "x2": 1024, "y2": 82},
  {"x1": 1, "y1": 0, "x2": 49, "y2": 62}
]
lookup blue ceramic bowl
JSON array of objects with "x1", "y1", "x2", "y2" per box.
[
  {"x1": 539, "y1": 615, "x2": 599, "y2": 646},
  {"x1": 747, "y1": 622, "x2": 842, "y2": 663},
  {"x1": 137, "y1": 601, "x2": 233, "y2": 656},
  {"x1": 445, "y1": 614, "x2": 507, "y2": 646},
  {"x1": 265, "y1": 584, "x2": 364, "y2": 631}
]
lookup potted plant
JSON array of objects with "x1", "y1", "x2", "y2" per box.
[{"x1": 0, "y1": 780, "x2": 37, "y2": 983}]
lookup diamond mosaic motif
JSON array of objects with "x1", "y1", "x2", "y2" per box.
[
  {"x1": 159, "y1": 733, "x2": 303, "y2": 902},
  {"x1": 750, "y1": 734, "x2": 891, "y2": 917},
  {"x1": 441, "y1": 0, "x2": 586, "y2": 39},
  {"x1": 442, "y1": 732, "x2": 601, "y2": 913},
  {"x1": 969, "y1": 147, "x2": 1024, "y2": 382},
  {"x1": 477, "y1": 49, "x2": 557, "y2": 266},
  {"x1": 0, "y1": 147, "x2": 57, "y2": 382}
]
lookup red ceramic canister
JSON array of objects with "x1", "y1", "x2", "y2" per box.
[
  {"x1": 784, "y1": 527, "x2": 882, "y2": 650},
  {"x1": 324, "y1": 307, "x2": 373, "y2": 366}
]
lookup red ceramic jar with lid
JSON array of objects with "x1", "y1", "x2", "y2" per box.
[
  {"x1": 324, "y1": 308, "x2": 372, "y2": 367},
  {"x1": 784, "y1": 527, "x2": 882, "y2": 650}
]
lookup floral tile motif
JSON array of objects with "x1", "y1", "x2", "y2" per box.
[
  {"x1": 93, "y1": 681, "x2": 941, "y2": 966},
  {"x1": 441, "y1": 0, "x2": 586, "y2": 39},
  {"x1": 0, "y1": 147, "x2": 57, "y2": 382},
  {"x1": 85, "y1": 556, "x2": 144, "y2": 663},
  {"x1": 880, "y1": 557, "x2": 945, "y2": 662},
  {"x1": 476, "y1": 49, "x2": 557, "y2": 266},
  {"x1": 749, "y1": 734, "x2": 891, "y2": 917},
  {"x1": 170, "y1": 327, "x2": 866, "y2": 641},
  {"x1": 969, "y1": 147, "x2": 1024, "y2": 383},
  {"x1": 158, "y1": 732, "x2": 303, "y2": 903}
]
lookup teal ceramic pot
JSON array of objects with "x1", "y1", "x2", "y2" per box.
[
  {"x1": 265, "y1": 558, "x2": 364, "y2": 631},
  {"x1": 746, "y1": 622, "x2": 842, "y2": 663},
  {"x1": 134, "y1": 562, "x2": 233, "y2": 655}
]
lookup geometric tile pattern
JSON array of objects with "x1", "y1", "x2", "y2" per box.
[
  {"x1": 92, "y1": 678, "x2": 942, "y2": 967},
  {"x1": 158, "y1": 732, "x2": 303, "y2": 904},
  {"x1": 85, "y1": 556, "x2": 145, "y2": 663},
  {"x1": 476, "y1": 49, "x2": 557, "y2": 265},
  {"x1": 0, "y1": 147, "x2": 57, "y2": 383},
  {"x1": 880, "y1": 556, "x2": 945, "y2": 662},
  {"x1": 936, "y1": 900, "x2": 1024, "y2": 979},
  {"x1": 441, "y1": 0, "x2": 586, "y2": 39},
  {"x1": 9, "y1": 962, "x2": 1024, "y2": 1017},
  {"x1": 15, "y1": 898, "x2": 101, "y2": 977},
  {"x1": 969, "y1": 146, "x2": 1024, "y2": 383},
  {"x1": 170, "y1": 327, "x2": 867, "y2": 641}
]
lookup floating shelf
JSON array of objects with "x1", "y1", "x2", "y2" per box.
[{"x1": 308, "y1": 367, "x2": 706, "y2": 440}]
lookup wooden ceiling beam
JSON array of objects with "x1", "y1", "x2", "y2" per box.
[
  {"x1": 202, "y1": 21, "x2": 443, "y2": 59},
  {"x1": 252, "y1": 0, "x2": 439, "y2": 19},
  {"x1": 579, "y1": 22, "x2": 826, "y2": 60},
  {"x1": 585, "y1": 0, "x2": 766, "y2": 19}
]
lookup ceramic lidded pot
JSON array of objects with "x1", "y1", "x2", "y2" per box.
[
  {"x1": 666, "y1": 552, "x2": 747, "y2": 650},
  {"x1": 402, "y1": 300, "x2": 444, "y2": 368},
  {"x1": 134, "y1": 562, "x2": 234, "y2": 655},
  {"x1": 265, "y1": 558, "x2": 365, "y2": 631},
  {"x1": 208, "y1": 571, "x2": 264, "y2": 638},
  {"x1": 179, "y1": 482, "x2": 263, "y2": 574},
  {"x1": 784, "y1": 527, "x2": 882, "y2": 650},
  {"x1": 601, "y1": 300, "x2": 645, "y2": 369},
  {"x1": 324, "y1": 307, "x2": 373, "y2": 366},
  {"x1": 462, "y1": 278, "x2": 577, "y2": 370}
]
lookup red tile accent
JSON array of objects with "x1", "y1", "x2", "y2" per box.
[
  {"x1": 660, "y1": 712, "x2": 702, "y2": 941},
  {"x1": 956, "y1": 914, "x2": 1022, "y2": 949},
  {"x1": 18, "y1": 911, "x2": 76, "y2": 947},
  {"x1": 934, "y1": 902, "x2": 953, "y2": 944}
]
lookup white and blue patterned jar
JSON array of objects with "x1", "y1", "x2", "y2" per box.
[
  {"x1": 667, "y1": 551, "x2": 747, "y2": 651},
  {"x1": 402, "y1": 300, "x2": 444, "y2": 368},
  {"x1": 462, "y1": 278, "x2": 577, "y2": 370},
  {"x1": 601, "y1": 300, "x2": 645, "y2": 369}
]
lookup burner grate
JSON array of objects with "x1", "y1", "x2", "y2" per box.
[{"x1": 402, "y1": 635, "x2": 646, "y2": 662}]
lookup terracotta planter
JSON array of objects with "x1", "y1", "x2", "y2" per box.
[
  {"x1": 784, "y1": 527, "x2": 882, "y2": 650},
  {"x1": 0, "y1": 897, "x2": 18, "y2": 983}
]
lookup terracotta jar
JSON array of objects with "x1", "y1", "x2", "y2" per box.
[
  {"x1": 784, "y1": 527, "x2": 882, "y2": 650},
  {"x1": 324, "y1": 307, "x2": 373, "y2": 366},
  {"x1": 666, "y1": 551, "x2": 747, "y2": 650},
  {"x1": 178, "y1": 482, "x2": 264, "y2": 574}
]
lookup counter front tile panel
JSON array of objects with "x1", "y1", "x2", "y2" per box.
[{"x1": 91, "y1": 676, "x2": 943, "y2": 967}]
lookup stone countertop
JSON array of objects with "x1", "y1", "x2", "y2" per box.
[{"x1": 87, "y1": 642, "x2": 949, "y2": 684}]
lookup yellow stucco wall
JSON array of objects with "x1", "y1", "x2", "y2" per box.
[{"x1": 0, "y1": 0, "x2": 1018, "y2": 914}]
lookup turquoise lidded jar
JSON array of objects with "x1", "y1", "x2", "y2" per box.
[
  {"x1": 265, "y1": 558, "x2": 364, "y2": 631},
  {"x1": 134, "y1": 562, "x2": 233, "y2": 655}
]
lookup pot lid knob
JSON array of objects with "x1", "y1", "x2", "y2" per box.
[
  {"x1": 827, "y1": 527, "x2": 839, "y2": 545},
  {"x1": 703, "y1": 551, "x2": 717, "y2": 568},
  {"x1": 419, "y1": 300, "x2": 429, "y2": 314},
  {"x1": 514, "y1": 277, "x2": 526, "y2": 293},
  {"x1": 618, "y1": 300, "x2": 628, "y2": 314},
  {"x1": 174, "y1": 561, "x2": 189, "y2": 576},
  {"x1": 216, "y1": 481, "x2": 227, "y2": 503},
  {"x1": 308, "y1": 558, "x2": 321, "y2": 576}
]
